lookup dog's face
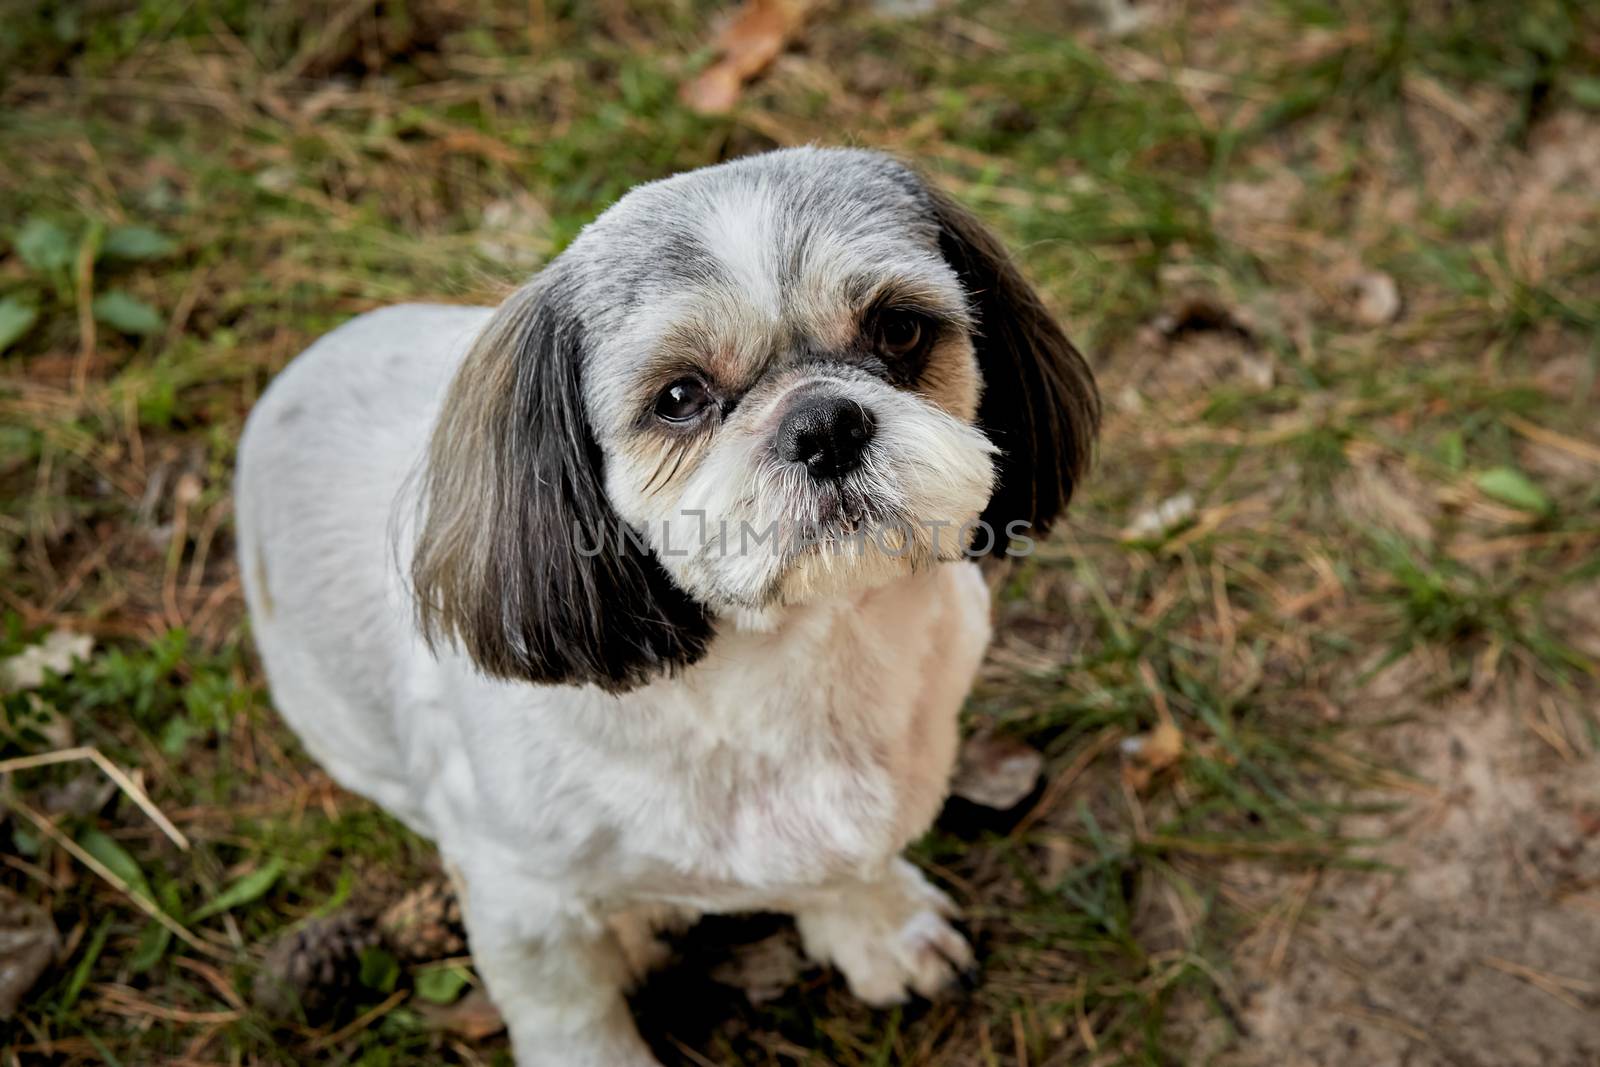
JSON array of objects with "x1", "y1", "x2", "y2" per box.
[
  {"x1": 412, "y1": 149, "x2": 1098, "y2": 691},
  {"x1": 581, "y1": 155, "x2": 998, "y2": 611}
]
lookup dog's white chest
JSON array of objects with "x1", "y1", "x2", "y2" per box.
[
  {"x1": 428, "y1": 562, "x2": 992, "y2": 910},
  {"x1": 636, "y1": 566, "x2": 985, "y2": 902},
  {"x1": 609, "y1": 562, "x2": 991, "y2": 905}
]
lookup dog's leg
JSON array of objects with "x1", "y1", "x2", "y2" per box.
[
  {"x1": 792, "y1": 857, "x2": 974, "y2": 1006},
  {"x1": 457, "y1": 872, "x2": 661, "y2": 1067},
  {"x1": 608, "y1": 903, "x2": 698, "y2": 987}
]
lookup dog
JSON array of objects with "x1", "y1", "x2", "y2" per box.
[{"x1": 235, "y1": 147, "x2": 1097, "y2": 1065}]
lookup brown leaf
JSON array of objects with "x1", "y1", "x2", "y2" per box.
[
  {"x1": 1120, "y1": 721, "x2": 1184, "y2": 793},
  {"x1": 0, "y1": 888, "x2": 59, "y2": 1019},
  {"x1": 415, "y1": 988, "x2": 505, "y2": 1040},
  {"x1": 951, "y1": 732, "x2": 1044, "y2": 810},
  {"x1": 680, "y1": 0, "x2": 812, "y2": 114}
]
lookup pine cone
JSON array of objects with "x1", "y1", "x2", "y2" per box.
[
  {"x1": 377, "y1": 880, "x2": 466, "y2": 962},
  {"x1": 253, "y1": 911, "x2": 381, "y2": 1024}
]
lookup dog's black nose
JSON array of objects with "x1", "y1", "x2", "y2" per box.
[{"x1": 777, "y1": 395, "x2": 876, "y2": 480}]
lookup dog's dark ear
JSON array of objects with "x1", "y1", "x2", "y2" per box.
[
  {"x1": 925, "y1": 183, "x2": 1100, "y2": 553},
  {"x1": 410, "y1": 271, "x2": 712, "y2": 692}
]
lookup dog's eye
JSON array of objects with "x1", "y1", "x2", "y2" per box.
[
  {"x1": 655, "y1": 377, "x2": 714, "y2": 423},
  {"x1": 872, "y1": 310, "x2": 929, "y2": 356}
]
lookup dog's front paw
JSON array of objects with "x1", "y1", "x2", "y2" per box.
[{"x1": 795, "y1": 859, "x2": 974, "y2": 1006}]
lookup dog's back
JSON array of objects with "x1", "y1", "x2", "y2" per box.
[{"x1": 235, "y1": 303, "x2": 491, "y2": 830}]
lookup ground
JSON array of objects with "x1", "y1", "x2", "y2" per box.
[{"x1": 2, "y1": 1, "x2": 1599, "y2": 1065}]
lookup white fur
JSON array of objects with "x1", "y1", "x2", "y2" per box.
[
  {"x1": 236, "y1": 305, "x2": 991, "y2": 1065},
  {"x1": 696, "y1": 179, "x2": 783, "y2": 321}
]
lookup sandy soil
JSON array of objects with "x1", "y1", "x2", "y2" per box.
[{"x1": 1205, "y1": 626, "x2": 1600, "y2": 1067}]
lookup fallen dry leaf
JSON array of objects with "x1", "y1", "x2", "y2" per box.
[
  {"x1": 0, "y1": 630, "x2": 93, "y2": 693},
  {"x1": 951, "y1": 732, "x2": 1044, "y2": 810},
  {"x1": 415, "y1": 988, "x2": 505, "y2": 1040},
  {"x1": 0, "y1": 888, "x2": 58, "y2": 1019},
  {"x1": 1120, "y1": 721, "x2": 1184, "y2": 793},
  {"x1": 710, "y1": 930, "x2": 805, "y2": 1004},
  {"x1": 680, "y1": 0, "x2": 812, "y2": 114}
]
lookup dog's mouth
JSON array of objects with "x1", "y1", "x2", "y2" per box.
[
  {"x1": 783, "y1": 482, "x2": 903, "y2": 553},
  {"x1": 810, "y1": 483, "x2": 872, "y2": 530}
]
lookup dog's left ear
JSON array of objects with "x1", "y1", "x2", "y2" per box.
[
  {"x1": 924, "y1": 181, "x2": 1100, "y2": 553},
  {"x1": 410, "y1": 268, "x2": 713, "y2": 693}
]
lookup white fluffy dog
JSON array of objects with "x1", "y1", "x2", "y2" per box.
[{"x1": 235, "y1": 147, "x2": 1097, "y2": 1065}]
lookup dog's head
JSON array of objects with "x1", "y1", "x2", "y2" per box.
[{"x1": 411, "y1": 148, "x2": 1098, "y2": 691}]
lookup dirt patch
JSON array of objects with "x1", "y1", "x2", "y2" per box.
[{"x1": 1219, "y1": 654, "x2": 1600, "y2": 1067}]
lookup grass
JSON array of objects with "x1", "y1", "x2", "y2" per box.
[{"x1": 2, "y1": 0, "x2": 1599, "y2": 1064}]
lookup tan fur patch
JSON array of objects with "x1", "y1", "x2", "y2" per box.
[{"x1": 914, "y1": 335, "x2": 981, "y2": 422}]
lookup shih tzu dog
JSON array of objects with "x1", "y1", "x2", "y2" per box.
[{"x1": 235, "y1": 147, "x2": 1097, "y2": 1065}]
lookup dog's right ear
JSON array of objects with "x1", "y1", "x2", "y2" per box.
[
  {"x1": 410, "y1": 270, "x2": 712, "y2": 693},
  {"x1": 921, "y1": 180, "x2": 1100, "y2": 551}
]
